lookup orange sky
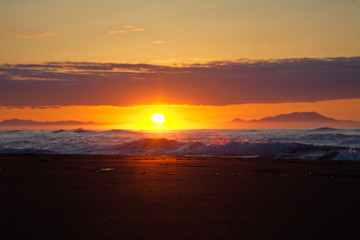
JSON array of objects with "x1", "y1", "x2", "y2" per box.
[
  {"x1": 1, "y1": 99, "x2": 360, "y2": 129},
  {"x1": 1, "y1": 1, "x2": 359, "y2": 129}
]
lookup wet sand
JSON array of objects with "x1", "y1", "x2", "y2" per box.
[{"x1": 1, "y1": 154, "x2": 360, "y2": 240}]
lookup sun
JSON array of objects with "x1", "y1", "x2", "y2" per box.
[{"x1": 151, "y1": 113, "x2": 166, "y2": 124}]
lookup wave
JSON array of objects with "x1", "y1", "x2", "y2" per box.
[
  {"x1": 52, "y1": 129, "x2": 66, "y2": 133},
  {"x1": 334, "y1": 149, "x2": 360, "y2": 161},
  {"x1": 108, "y1": 129, "x2": 142, "y2": 134},
  {"x1": 1, "y1": 133, "x2": 359, "y2": 160},
  {"x1": 301, "y1": 133, "x2": 360, "y2": 148},
  {"x1": 304, "y1": 133, "x2": 360, "y2": 141},
  {"x1": 94, "y1": 138, "x2": 355, "y2": 160},
  {"x1": 72, "y1": 128, "x2": 94, "y2": 133}
]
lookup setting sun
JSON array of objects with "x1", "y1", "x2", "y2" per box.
[{"x1": 151, "y1": 113, "x2": 166, "y2": 124}]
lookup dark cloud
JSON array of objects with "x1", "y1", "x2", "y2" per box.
[{"x1": 1, "y1": 57, "x2": 360, "y2": 106}]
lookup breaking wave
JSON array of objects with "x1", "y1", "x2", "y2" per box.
[
  {"x1": 99, "y1": 138, "x2": 307, "y2": 156},
  {"x1": 0, "y1": 129, "x2": 359, "y2": 160}
]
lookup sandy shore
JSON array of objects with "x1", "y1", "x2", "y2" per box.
[{"x1": 1, "y1": 154, "x2": 360, "y2": 239}]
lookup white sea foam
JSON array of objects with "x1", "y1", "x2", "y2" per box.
[{"x1": 334, "y1": 149, "x2": 360, "y2": 161}]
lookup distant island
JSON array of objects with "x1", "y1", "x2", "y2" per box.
[
  {"x1": 229, "y1": 112, "x2": 360, "y2": 128},
  {"x1": 0, "y1": 118, "x2": 102, "y2": 129}
]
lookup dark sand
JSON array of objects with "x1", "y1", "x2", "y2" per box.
[{"x1": 1, "y1": 154, "x2": 360, "y2": 240}]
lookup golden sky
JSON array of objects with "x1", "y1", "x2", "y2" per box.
[
  {"x1": 1, "y1": 0, "x2": 360, "y2": 129},
  {"x1": 1, "y1": 0, "x2": 360, "y2": 64}
]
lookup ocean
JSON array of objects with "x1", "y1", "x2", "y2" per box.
[{"x1": 1, "y1": 128, "x2": 359, "y2": 160}]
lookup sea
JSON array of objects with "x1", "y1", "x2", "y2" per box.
[{"x1": 0, "y1": 128, "x2": 360, "y2": 160}]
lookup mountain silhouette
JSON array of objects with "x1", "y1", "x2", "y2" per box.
[
  {"x1": 0, "y1": 118, "x2": 99, "y2": 126},
  {"x1": 253, "y1": 112, "x2": 335, "y2": 122},
  {"x1": 230, "y1": 112, "x2": 359, "y2": 128}
]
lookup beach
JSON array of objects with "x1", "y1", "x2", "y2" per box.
[{"x1": 1, "y1": 154, "x2": 360, "y2": 240}]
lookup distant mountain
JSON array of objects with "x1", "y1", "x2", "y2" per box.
[
  {"x1": 253, "y1": 112, "x2": 336, "y2": 122},
  {"x1": 231, "y1": 118, "x2": 247, "y2": 122},
  {"x1": 230, "y1": 112, "x2": 360, "y2": 128},
  {"x1": 0, "y1": 118, "x2": 100, "y2": 127}
]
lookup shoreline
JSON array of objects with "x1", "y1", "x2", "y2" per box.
[{"x1": 1, "y1": 154, "x2": 360, "y2": 239}]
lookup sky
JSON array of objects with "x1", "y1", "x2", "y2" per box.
[{"x1": 1, "y1": 0, "x2": 360, "y2": 129}]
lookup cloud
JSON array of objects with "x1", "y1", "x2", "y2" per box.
[
  {"x1": 152, "y1": 40, "x2": 165, "y2": 44},
  {"x1": 108, "y1": 30, "x2": 127, "y2": 34},
  {"x1": 151, "y1": 58, "x2": 232, "y2": 65},
  {"x1": 122, "y1": 25, "x2": 137, "y2": 29},
  {"x1": 0, "y1": 30, "x2": 55, "y2": 39},
  {"x1": 0, "y1": 30, "x2": 16, "y2": 38},
  {"x1": 108, "y1": 25, "x2": 145, "y2": 35},
  {"x1": 15, "y1": 31, "x2": 55, "y2": 39},
  {"x1": 151, "y1": 58, "x2": 178, "y2": 64},
  {"x1": 1, "y1": 57, "x2": 360, "y2": 106}
]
